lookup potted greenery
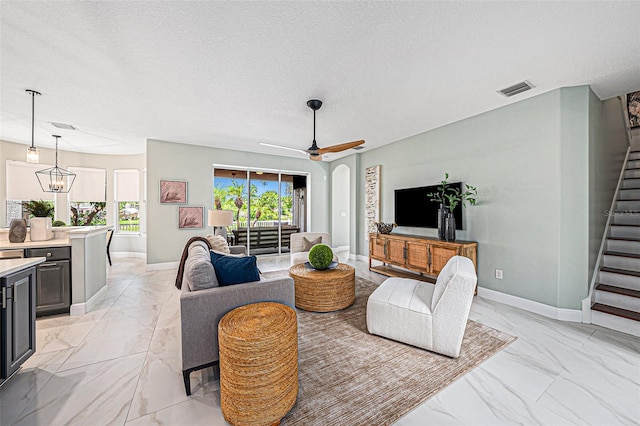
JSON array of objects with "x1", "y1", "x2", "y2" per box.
[
  {"x1": 22, "y1": 200, "x2": 54, "y2": 241},
  {"x1": 427, "y1": 173, "x2": 477, "y2": 241}
]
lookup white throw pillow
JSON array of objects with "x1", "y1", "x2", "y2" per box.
[{"x1": 206, "y1": 234, "x2": 230, "y2": 255}]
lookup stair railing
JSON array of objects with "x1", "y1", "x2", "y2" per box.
[{"x1": 582, "y1": 96, "x2": 634, "y2": 323}]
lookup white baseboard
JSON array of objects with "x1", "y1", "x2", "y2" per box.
[
  {"x1": 111, "y1": 251, "x2": 146, "y2": 259},
  {"x1": 356, "y1": 254, "x2": 369, "y2": 263},
  {"x1": 146, "y1": 261, "x2": 179, "y2": 271},
  {"x1": 477, "y1": 287, "x2": 582, "y2": 322},
  {"x1": 70, "y1": 284, "x2": 107, "y2": 316}
]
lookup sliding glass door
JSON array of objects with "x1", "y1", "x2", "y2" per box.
[{"x1": 213, "y1": 166, "x2": 307, "y2": 255}]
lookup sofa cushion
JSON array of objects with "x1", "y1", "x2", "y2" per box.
[
  {"x1": 185, "y1": 242, "x2": 219, "y2": 291},
  {"x1": 206, "y1": 234, "x2": 230, "y2": 254},
  {"x1": 210, "y1": 251, "x2": 260, "y2": 286},
  {"x1": 302, "y1": 236, "x2": 322, "y2": 251}
]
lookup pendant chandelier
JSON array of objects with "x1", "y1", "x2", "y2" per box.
[
  {"x1": 35, "y1": 135, "x2": 76, "y2": 193},
  {"x1": 25, "y1": 89, "x2": 41, "y2": 163}
]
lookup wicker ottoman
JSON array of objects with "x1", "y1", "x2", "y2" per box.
[
  {"x1": 289, "y1": 263, "x2": 356, "y2": 312},
  {"x1": 218, "y1": 302, "x2": 298, "y2": 426}
]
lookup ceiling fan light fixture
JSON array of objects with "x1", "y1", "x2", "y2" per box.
[
  {"x1": 35, "y1": 135, "x2": 76, "y2": 193},
  {"x1": 25, "y1": 89, "x2": 41, "y2": 163}
]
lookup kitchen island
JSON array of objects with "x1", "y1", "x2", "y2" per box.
[{"x1": 0, "y1": 225, "x2": 109, "y2": 316}]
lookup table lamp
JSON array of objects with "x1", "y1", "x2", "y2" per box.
[{"x1": 208, "y1": 209, "x2": 234, "y2": 237}]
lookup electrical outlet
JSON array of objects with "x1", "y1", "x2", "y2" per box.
[{"x1": 495, "y1": 269, "x2": 503, "y2": 280}]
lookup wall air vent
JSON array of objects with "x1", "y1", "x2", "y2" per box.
[
  {"x1": 498, "y1": 81, "x2": 535, "y2": 98},
  {"x1": 50, "y1": 122, "x2": 78, "y2": 130}
]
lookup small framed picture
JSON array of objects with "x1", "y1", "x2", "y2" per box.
[
  {"x1": 179, "y1": 206, "x2": 204, "y2": 229},
  {"x1": 160, "y1": 179, "x2": 187, "y2": 204},
  {"x1": 628, "y1": 91, "x2": 640, "y2": 129}
]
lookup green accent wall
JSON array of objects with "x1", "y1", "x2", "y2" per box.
[
  {"x1": 146, "y1": 139, "x2": 330, "y2": 265},
  {"x1": 342, "y1": 86, "x2": 628, "y2": 309}
]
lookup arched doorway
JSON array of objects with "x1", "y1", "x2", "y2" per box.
[{"x1": 331, "y1": 165, "x2": 350, "y2": 251}]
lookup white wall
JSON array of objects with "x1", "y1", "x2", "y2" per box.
[
  {"x1": 0, "y1": 139, "x2": 146, "y2": 253},
  {"x1": 146, "y1": 139, "x2": 330, "y2": 265}
]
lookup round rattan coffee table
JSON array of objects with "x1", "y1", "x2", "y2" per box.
[
  {"x1": 289, "y1": 263, "x2": 356, "y2": 312},
  {"x1": 218, "y1": 302, "x2": 298, "y2": 426}
]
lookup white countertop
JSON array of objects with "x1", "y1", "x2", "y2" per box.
[
  {"x1": 0, "y1": 257, "x2": 46, "y2": 278},
  {"x1": 0, "y1": 238, "x2": 71, "y2": 250}
]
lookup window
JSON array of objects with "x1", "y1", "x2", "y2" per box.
[
  {"x1": 68, "y1": 167, "x2": 107, "y2": 226},
  {"x1": 5, "y1": 160, "x2": 55, "y2": 226},
  {"x1": 114, "y1": 169, "x2": 140, "y2": 233}
]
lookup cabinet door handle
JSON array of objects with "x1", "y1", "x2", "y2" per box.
[
  {"x1": 428, "y1": 249, "x2": 432, "y2": 266},
  {"x1": 47, "y1": 252, "x2": 52, "y2": 257},
  {"x1": 39, "y1": 263, "x2": 58, "y2": 268},
  {"x1": 1, "y1": 287, "x2": 6, "y2": 309},
  {"x1": 383, "y1": 242, "x2": 387, "y2": 257},
  {"x1": 403, "y1": 247, "x2": 407, "y2": 260}
]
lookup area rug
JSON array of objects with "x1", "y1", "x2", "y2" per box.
[{"x1": 263, "y1": 272, "x2": 516, "y2": 426}]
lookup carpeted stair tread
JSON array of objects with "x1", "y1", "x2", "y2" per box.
[
  {"x1": 592, "y1": 303, "x2": 640, "y2": 321},
  {"x1": 600, "y1": 267, "x2": 640, "y2": 277},
  {"x1": 603, "y1": 251, "x2": 640, "y2": 259},
  {"x1": 596, "y1": 284, "x2": 640, "y2": 298}
]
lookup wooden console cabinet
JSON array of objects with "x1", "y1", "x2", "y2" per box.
[{"x1": 369, "y1": 233, "x2": 477, "y2": 289}]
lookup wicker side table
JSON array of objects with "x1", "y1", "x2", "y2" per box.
[
  {"x1": 289, "y1": 263, "x2": 356, "y2": 312},
  {"x1": 218, "y1": 302, "x2": 298, "y2": 426}
]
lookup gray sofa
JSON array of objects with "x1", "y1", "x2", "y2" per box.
[{"x1": 179, "y1": 240, "x2": 295, "y2": 395}]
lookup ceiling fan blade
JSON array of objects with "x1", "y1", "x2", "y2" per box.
[
  {"x1": 259, "y1": 142, "x2": 308, "y2": 155},
  {"x1": 309, "y1": 155, "x2": 323, "y2": 161},
  {"x1": 317, "y1": 140, "x2": 365, "y2": 154}
]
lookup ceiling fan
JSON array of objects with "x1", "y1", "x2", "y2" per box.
[{"x1": 260, "y1": 99, "x2": 364, "y2": 161}]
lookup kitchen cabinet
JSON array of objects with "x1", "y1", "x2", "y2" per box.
[
  {"x1": 25, "y1": 247, "x2": 71, "y2": 316},
  {"x1": 1, "y1": 266, "x2": 36, "y2": 380}
]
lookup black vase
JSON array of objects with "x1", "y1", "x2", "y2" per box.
[
  {"x1": 438, "y1": 204, "x2": 449, "y2": 240},
  {"x1": 444, "y1": 212, "x2": 456, "y2": 242}
]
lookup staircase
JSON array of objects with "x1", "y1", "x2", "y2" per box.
[{"x1": 591, "y1": 151, "x2": 640, "y2": 337}]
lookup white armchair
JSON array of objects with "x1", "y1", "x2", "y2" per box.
[
  {"x1": 366, "y1": 256, "x2": 477, "y2": 358},
  {"x1": 290, "y1": 232, "x2": 332, "y2": 266}
]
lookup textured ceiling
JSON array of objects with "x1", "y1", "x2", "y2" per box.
[{"x1": 1, "y1": 1, "x2": 639, "y2": 160}]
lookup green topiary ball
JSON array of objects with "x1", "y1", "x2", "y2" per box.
[
  {"x1": 52, "y1": 220, "x2": 66, "y2": 227},
  {"x1": 308, "y1": 243, "x2": 334, "y2": 269}
]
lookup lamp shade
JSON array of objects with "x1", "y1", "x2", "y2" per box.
[{"x1": 208, "y1": 209, "x2": 233, "y2": 227}]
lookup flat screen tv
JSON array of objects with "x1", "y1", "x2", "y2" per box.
[{"x1": 394, "y1": 182, "x2": 463, "y2": 229}]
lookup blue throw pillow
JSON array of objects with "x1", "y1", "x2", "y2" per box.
[{"x1": 210, "y1": 251, "x2": 260, "y2": 286}]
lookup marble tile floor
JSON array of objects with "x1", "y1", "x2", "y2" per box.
[{"x1": 1, "y1": 253, "x2": 638, "y2": 426}]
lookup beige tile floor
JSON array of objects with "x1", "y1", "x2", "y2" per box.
[{"x1": 1, "y1": 252, "x2": 639, "y2": 425}]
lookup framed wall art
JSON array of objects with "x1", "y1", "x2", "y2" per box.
[
  {"x1": 627, "y1": 91, "x2": 640, "y2": 129},
  {"x1": 160, "y1": 179, "x2": 187, "y2": 204},
  {"x1": 179, "y1": 206, "x2": 204, "y2": 229}
]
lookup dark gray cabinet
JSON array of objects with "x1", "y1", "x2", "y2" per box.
[
  {"x1": 1, "y1": 266, "x2": 36, "y2": 380},
  {"x1": 25, "y1": 247, "x2": 71, "y2": 316}
]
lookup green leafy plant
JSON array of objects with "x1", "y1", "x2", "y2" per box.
[
  {"x1": 21, "y1": 200, "x2": 54, "y2": 218},
  {"x1": 52, "y1": 220, "x2": 66, "y2": 227},
  {"x1": 308, "y1": 244, "x2": 334, "y2": 269},
  {"x1": 427, "y1": 173, "x2": 478, "y2": 211}
]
